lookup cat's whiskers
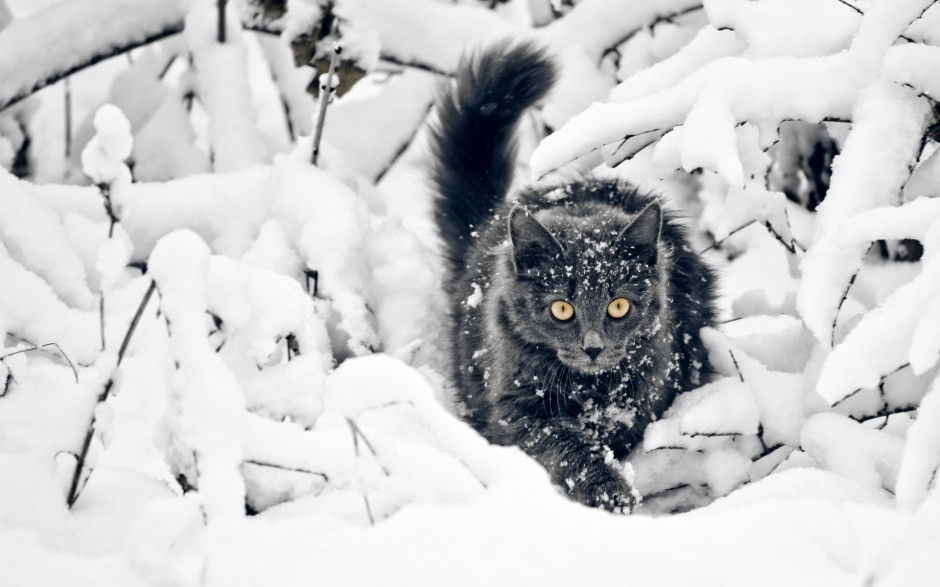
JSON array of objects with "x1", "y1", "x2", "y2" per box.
[
  {"x1": 546, "y1": 362, "x2": 561, "y2": 419},
  {"x1": 559, "y1": 365, "x2": 572, "y2": 414},
  {"x1": 553, "y1": 363, "x2": 570, "y2": 417}
]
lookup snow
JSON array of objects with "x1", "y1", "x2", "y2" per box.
[
  {"x1": 0, "y1": 0, "x2": 186, "y2": 110},
  {"x1": 609, "y1": 26, "x2": 745, "y2": 102},
  {"x1": 185, "y1": 0, "x2": 268, "y2": 172},
  {"x1": 797, "y1": 80, "x2": 932, "y2": 348},
  {"x1": 895, "y1": 376, "x2": 940, "y2": 510},
  {"x1": 2, "y1": 0, "x2": 940, "y2": 584},
  {"x1": 150, "y1": 230, "x2": 248, "y2": 521},
  {"x1": 704, "y1": 0, "x2": 860, "y2": 58}
]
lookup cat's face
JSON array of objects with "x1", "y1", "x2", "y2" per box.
[{"x1": 506, "y1": 203, "x2": 664, "y2": 375}]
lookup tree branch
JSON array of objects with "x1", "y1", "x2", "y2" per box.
[{"x1": 0, "y1": 24, "x2": 184, "y2": 113}]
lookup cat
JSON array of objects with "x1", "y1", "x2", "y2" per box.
[{"x1": 430, "y1": 40, "x2": 718, "y2": 512}]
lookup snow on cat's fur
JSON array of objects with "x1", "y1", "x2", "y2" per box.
[{"x1": 431, "y1": 41, "x2": 718, "y2": 511}]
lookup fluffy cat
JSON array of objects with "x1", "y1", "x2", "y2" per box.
[{"x1": 430, "y1": 41, "x2": 718, "y2": 512}]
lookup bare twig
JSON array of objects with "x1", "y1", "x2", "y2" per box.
[
  {"x1": 0, "y1": 342, "x2": 79, "y2": 383},
  {"x1": 99, "y1": 295, "x2": 106, "y2": 352},
  {"x1": 347, "y1": 418, "x2": 390, "y2": 476},
  {"x1": 363, "y1": 495, "x2": 375, "y2": 526},
  {"x1": 311, "y1": 42, "x2": 343, "y2": 166},
  {"x1": 304, "y1": 269, "x2": 319, "y2": 297},
  {"x1": 700, "y1": 217, "x2": 802, "y2": 254},
  {"x1": 243, "y1": 459, "x2": 329, "y2": 481},
  {"x1": 217, "y1": 0, "x2": 227, "y2": 44},
  {"x1": 833, "y1": 362, "x2": 912, "y2": 409},
  {"x1": 67, "y1": 280, "x2": 157, "y2": 507},
  {"x1": 64, "y1": 77, "x2": 72, "y2": 159},
  {"x1": 98, "y1": 183, "x2": 119, "y2": 238},
  {"x1": 699, "y1": 221, "x2": 758, "y2": 253},
  {"x1": 1, "y1": 365, "x2": 14, "y2": 397},
  {"x1": 831, "y1": 244, "x2": 873, "y2": 348},
  {"x1": 374, "y1": 103, "x2": 435, "y2": 183},
  {"x1": 728, "y1": 349, "x2": 744, "y2": 382},
  {"x1": 831, "y1": 0, "x2": 917, "y2": 43},
  {"x1": 602, "y1": 5, "x2": 705, "y2": 69}
]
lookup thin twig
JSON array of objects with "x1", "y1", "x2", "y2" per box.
[
  {"x1": 833, "y1": 363, "x2": 911, "y2": 409},
  {"x1": 729, "y1": 349, "x2": 744, "y2": 382},
  {"x1": 347, "y1": 418, "x2": 390, "y2": 476},
  {"x1": 311, "y1": 43, "x2": 342, "y2": 166},
  {"x1": 831, "y1": 0, "x2": 917, "y2": 43},
  {"x1": 1, "y1": 362, "x2": 14, "y2": 397},
  {"x1": 830, "y1": 243, "x2": 873, "y2": 348},
  {"x1": 700, "y1": 218, "x2": 801, "y2": 254},
  {"x1": 243, "y1": 459, "x2": 329, "y2": 481},
  {"x1": 99, "y1": 295, "x2": 106, "y2": 352},
  {"x1": 67, "y1": 280, "x2": 157, "y2": 507},
  {"x1": 699, "y1": 221, "x2": 757, "y2": 253},
  {"x1": 217, "y1": 0, "x2": 227, "y2": 44},
  {"x1": 374, "y1": 103, "x2": 435, "y2": 183},
  {"x1": 116, "y1": 281, "x2": 157, "y2": 363},
  {"x1": 602, "y1": 4, "x2": 705, "y2": 68},
  {"x1": 363, "y1": 495, "x2": 375, "y2": 526},
  {"x1": 64, "y1": 77, "x2": 72, "y2": 159},
  {"x1": 0, "y1": 342, "x2": 79, "y2": 382},
  {"x1": 304, "y1": 269, "x2": 319, "y2": 297}
]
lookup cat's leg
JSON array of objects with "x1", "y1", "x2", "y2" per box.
[{"x1": 494, "y1": 414, "x2": 638, "y2": 513}]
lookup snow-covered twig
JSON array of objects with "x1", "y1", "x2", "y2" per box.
[
  {"x1": 312, "y1": 43, "x2": 343, "y2": 166},
  {"x1": 602, "y1": 4, "x2": 704, "y2": 67}
]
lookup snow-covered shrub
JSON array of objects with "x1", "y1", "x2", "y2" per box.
[{"x1": 1, "y1": 0, "x2": 939, "y2": 584}]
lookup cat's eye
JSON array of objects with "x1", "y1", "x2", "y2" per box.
[
  {"x1": 550, "y1": 300, "x2": 575, "y2": 321},
  {"x1": 607, "y1": 298, "x2": 631, "y2": 319}
]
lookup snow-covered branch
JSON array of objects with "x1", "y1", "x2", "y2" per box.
[{"x1": 0, "y1": 0, "x2": 186, "y2": 112}]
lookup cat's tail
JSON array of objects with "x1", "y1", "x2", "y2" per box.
[{"x1": 430, "y1": 40, "x2": 557, "y2": 269}]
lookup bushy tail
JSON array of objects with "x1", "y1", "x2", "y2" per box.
[{"x1": 430, "y1": 40, "x2": 557, "y2": 270}]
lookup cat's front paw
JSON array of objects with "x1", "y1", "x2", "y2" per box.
[{"x1": 566, "y1": 466, "x2": 640, "y2": 514}]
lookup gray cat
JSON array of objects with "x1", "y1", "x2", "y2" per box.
[{"x1": 430, "y1": 41, "x2": 718, "y2": 512}]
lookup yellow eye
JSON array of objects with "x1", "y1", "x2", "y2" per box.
[
  {"x1": 550, "y1": 300, "x2": 575, "y2": 321},
  {"x1": 607, "y1": 298, "x2": 631, "y2": 319}
]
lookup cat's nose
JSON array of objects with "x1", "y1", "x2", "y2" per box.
[
  {"x1": 582, "y1": 331, "x2": 604, "y2": 360},
  {"x1": 584, "y1": 346, "x2": 603, "y2": 360}
]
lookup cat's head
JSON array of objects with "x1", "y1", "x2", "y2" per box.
[{"x1": 504, "y1": 202, "x2": 666, "y2": 375}]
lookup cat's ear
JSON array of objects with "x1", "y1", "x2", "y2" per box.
[
  {"x1": 508, "y1": 206, "x2": 564, "y2": 275},
  {"x1": 617, "y1": 202, "x2": 662, "y2": 262}
]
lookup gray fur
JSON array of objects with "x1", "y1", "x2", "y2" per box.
[{"x1": 430, "y1": 44, "x2": 718, "y2": 512}]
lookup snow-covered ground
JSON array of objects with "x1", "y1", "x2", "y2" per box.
[{"x1": 1, "y1": 0, "x2": 939, "y2": 585}]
